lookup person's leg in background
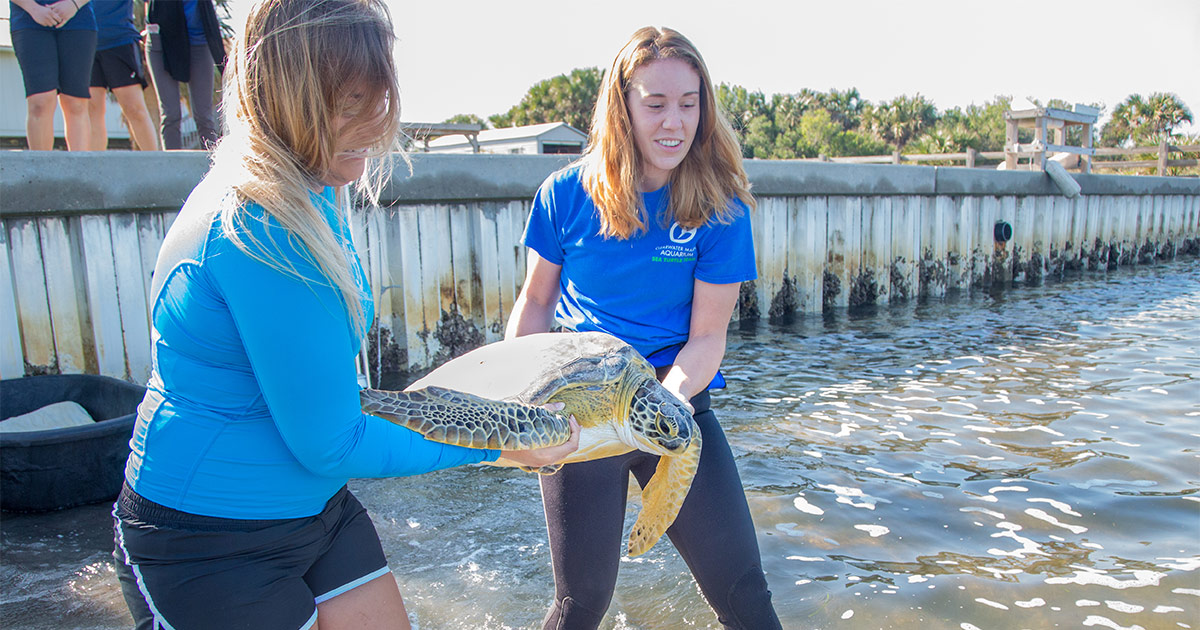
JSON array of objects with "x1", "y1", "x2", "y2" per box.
[
  {"x1": 58, "y1": 93, "x2": 91, "y2": 150},
  {"x1": 89, "y1": 42, "x2": 159, "y2": 151},
  {"x1": 12, "y1": 29, "x2": 60, "y2": 150},
  {"x1": 56, "y1": 28, "x2": 97, "y2": 151},
  {"x1": 87, "y1": 86, "x2": 109, "y2": 150},
  {"x1": 186, "y1": 44, "x2": 218, "y2": 148},
  {"x1": 112, "y1": 83, "x2": 159, "y2": 150},
  {"x1": 25, "y1": 91, "x2": 59, "y2": 150},
  {"x1": 147, "y1": 40, "x2": 182, "y2": 149}
]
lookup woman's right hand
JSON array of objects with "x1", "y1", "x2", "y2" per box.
[{"x1": 500, "y1": 414, "x2": 580, "y2": 468}]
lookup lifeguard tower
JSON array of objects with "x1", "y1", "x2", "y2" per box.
[{"x1": 1004, "y1": 105, "x2": 1099, "y2": 173}]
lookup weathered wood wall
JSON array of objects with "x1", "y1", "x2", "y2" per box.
[{"x1": 1, "y1": 152, "x2": 1197, "y2": 383}]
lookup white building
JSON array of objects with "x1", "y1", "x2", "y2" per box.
[{"x1": 426, "y1": 122, "x2": 587, "y2": 155}]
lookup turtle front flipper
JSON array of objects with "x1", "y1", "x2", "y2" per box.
[
  {"x1": 626, "y1": 430, "x2": 703, "y2": 557},
  {"x1": 360, "y1": 386, "x2": 571, "y2": 450}
]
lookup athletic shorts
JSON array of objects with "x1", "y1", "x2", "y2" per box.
[
  {"x1": 91, "y1": 42, "x2": 147, "y2": 90},
  {"x1": 112, "y1": 484, "x2": 391, "y2": 630},
  {"x1": 10, "y1": 27, "x2": 97, "y2": 98}
]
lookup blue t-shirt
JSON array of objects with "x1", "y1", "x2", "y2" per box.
[
  {"x1": 181, "y1": 0, "x2": 206, "y2": 45},
  {"x1": 9, "y1": 0, "x2": 96, "y2": 32},
  {"x1": 93, "y1": 0, "x2": 140, "y2": 50},
  {"x1": 126, "y1": 179, "x2": 499, "y2": 519},
  {"x1": 522, "y1": 165, "x2": 757, "y2": 384}
]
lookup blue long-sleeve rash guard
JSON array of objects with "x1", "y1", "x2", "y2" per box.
[{"x1": 125, "y1": 178, "x2": 499, "y2": 519}]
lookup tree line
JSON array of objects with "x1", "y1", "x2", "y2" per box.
[{"x1": 445, "y1": 67, "x2": 1196, "y2": 169}]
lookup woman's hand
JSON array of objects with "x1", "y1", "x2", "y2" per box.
[
  {"x1": 27, "y1": 3, "x2": 62, "y2": 27},
  {"x1": 50, "y1": 0, "x2": 80, "y2": 27},
  {"x1": 51, "y1": 0, "x2": 79, "y2": 26},
  {"x1": 500, "y1": 413, "x2": 580, "y2": 468},
  {"x1": 662, "y1": 384, "x2": 696, "y2": 414}
]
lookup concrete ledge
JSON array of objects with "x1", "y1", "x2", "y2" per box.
[
  {"x1": 1071, "y1": 173, "x2": 1200, "y2": 196},
  {"x1": 935, "y1": 166, "x2": 1200, "y2": 196},
  {"x1": 382, "y1": 153, "x2": 574, "y2": 204},
  {"x1": 934, "y1": 167, "x2": 1061, "y2": 196},
  {"x1": 745, "y1": 160, "x2": 936, "y2": 196},
  {"x1": 0, "y1": 151, "x2": 210, "y2": 216},
  {"x1": 2, "y1": 151, "x2": 1197, "y2": 217}
]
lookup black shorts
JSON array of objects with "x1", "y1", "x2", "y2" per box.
[
  {"x1": 112, "y1": 484, "x2": 390, "y2": 630},
  {"x1": 91, "y1": 42, "x2": 148, "y2": 90},
  {"x1": 10, "y1": 27, "x2": 97, "y2": 98}
]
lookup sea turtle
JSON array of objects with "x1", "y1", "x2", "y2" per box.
[{"x1": 359, "y1": 331, "x2": 700, "y2": 556}]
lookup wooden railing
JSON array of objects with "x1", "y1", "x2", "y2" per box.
[
  {"x1": 811, "y1": 142, "x2": 1200, "y2": 175},
  {"x1": 1091, "y1": 143, "x2": 1200, "y2": 174}
]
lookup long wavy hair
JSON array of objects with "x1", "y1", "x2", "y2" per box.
[
  {"x1": 211, "y1": 0, "x2": 404, "y2": 337},
  {"x1": 581, "y1": 26, "x2": 753, "y2": 239}
]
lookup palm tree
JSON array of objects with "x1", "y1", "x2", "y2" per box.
[
  {"x1": 1102, "y1": 94, "x2": 1148, "y2": 147},
  {"x1": 1102, "y1": 93, "x2": 1192, "y2": 146},
  {"x1": 863, "y1": 94, "x2": 938, "y2": 150},
  {"x1": 1144, "y1": 92, "x2": 1194, "y2": 137},
  {"x1": 820, "y1": 88, "x2": 865, "y2": 131},
  {"x1": 489, "y1": 67, "x2": 603, "y2": 131}
]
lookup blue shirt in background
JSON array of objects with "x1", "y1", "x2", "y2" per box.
[
  {"x1": 180, "y1": 0, "x2": 206, "y2": 45},
  {"x1": 8, "y1": 0, "x2": 96, "y2": 31},
  {"x1": 93, "y1": 0, "x2": 140, "y2": 50}
]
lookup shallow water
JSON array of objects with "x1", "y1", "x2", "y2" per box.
[{"x1": 3, "y1": 260, "x2": 1198, "y2": 630}]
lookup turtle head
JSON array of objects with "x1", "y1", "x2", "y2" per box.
[{"x1": 628, "y1": 380, "x2": 694, "y2": 455}]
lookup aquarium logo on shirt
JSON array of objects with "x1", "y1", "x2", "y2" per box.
[
  {"x1": 652, "y1": 223, "x2": 698, "y2": 263},
  {"x1": 669, "y1": 222, "x2": 697, "y2": 244}
]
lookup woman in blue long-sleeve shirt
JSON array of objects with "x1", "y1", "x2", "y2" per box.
[{"x1": 111, "y1": 2, "x2": 577, "y2": 628}]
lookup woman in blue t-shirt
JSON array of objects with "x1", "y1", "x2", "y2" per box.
[
  {"x1": 112, "y1": 2, "x2": 577, "y2": 629},
  {"x1": 507, "y1": 26, "x2": 782, "y2": 630}
]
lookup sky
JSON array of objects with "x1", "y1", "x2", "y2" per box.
[{"x1": 231, "y1": 0, "x2": 1199, "y2": 133}]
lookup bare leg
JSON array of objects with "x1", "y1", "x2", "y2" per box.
[
  {"x1": 314, "y1": 572, "x2": 410, "y2": 630},
  {"x1": 59, "y1": 93, "x2": 91, "y2": 151},
  {"x1": 25, "y1": 91, "x2": 57, "y2": 150},
  {"x1": 88, "y1": 87, "x2": 109, "y2": 150},
  {"x1": 112, "y1": 84, "x2": 159, "y2": 151}
]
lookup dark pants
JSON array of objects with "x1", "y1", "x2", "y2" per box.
[
  {"x1": 11, "y1": 27, "x2": 97, "y2": 98},
  {"x1": 113, "y1": 484, "x2": 388, "y2": 630},
  {"x1": 146, "y1": 35, "x2": 218, "y2": 149},
  {"x1": 539, "y1": 391, "x2": 782, "y2": 630}
]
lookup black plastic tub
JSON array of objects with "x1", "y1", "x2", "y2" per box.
[{"x1": 1, "y1": 374, "x2": 145, "y2": 512}]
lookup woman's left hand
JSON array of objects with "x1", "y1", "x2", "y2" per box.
[
  {"x1": 500, "y1": 414, "x2": 580, "y2": 468},
  {"x1": 48, "y1": 0, "x2": 76, "y2": 27}
]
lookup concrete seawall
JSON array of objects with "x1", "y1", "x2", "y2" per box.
[{"x1": 2, "y1": 151, "x2": 1197, "y2": 381}]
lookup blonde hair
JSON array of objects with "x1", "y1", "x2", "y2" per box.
[
  {"x1": 581, "y1": 26, "x2": 753, "y2": 239},
  {"x1": 211, "y1": 0, "x2": 405, "y2": 337}
]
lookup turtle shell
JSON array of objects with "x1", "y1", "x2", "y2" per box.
[{"x1": 410, "y1": 331, "x2": 652, "y2": 428}]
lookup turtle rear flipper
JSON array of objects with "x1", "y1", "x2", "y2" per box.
[
  {"x1": 626, "y1": 430, "x2": 702, "y2": 557},
  {"x1": 360, "y1": 386, "x2": 570, "y2": 450}
]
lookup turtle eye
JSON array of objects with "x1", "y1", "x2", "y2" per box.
[{"x1": 656, "y1": 415, "x2": 675, "y2": 436}]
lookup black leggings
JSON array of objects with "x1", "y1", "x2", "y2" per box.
[{"x1": 539, "y1": 391, "x2": 782, "y2": 630}]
